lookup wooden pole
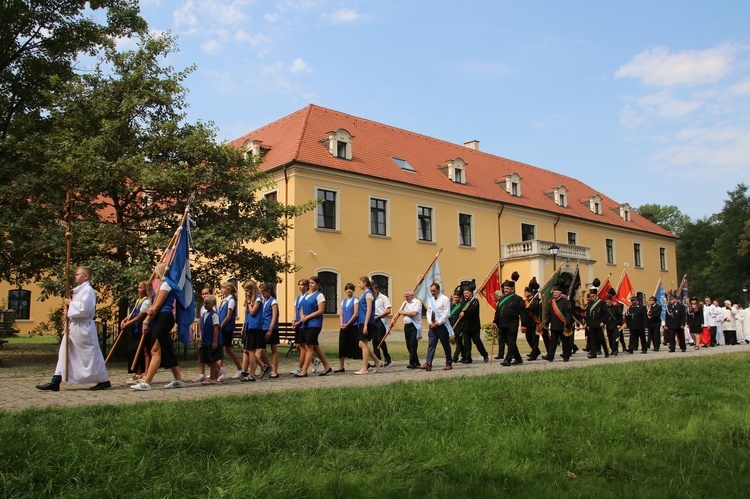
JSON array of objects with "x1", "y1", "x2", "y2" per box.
[
  {"x1": 377, "y1": 247, "x2": 443, "y2": 349},
  {"x1": 63, "y1": 191, "x2": 72, "y2": 381}
]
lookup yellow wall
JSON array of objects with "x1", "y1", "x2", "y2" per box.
[
  {"x1": 254, "y1": 163, "x2": 678, "y2": 330},
  {"x1": 0, "y1": 281, "x2": 63, "y2": 335}
]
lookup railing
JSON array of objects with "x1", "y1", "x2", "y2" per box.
[{"x1": 502, "y1": 240, "x2": 590, "y2": 261}]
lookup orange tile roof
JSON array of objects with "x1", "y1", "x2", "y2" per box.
[{"x1": 230, "y1": 104, "x2": 676, "y2": 239}]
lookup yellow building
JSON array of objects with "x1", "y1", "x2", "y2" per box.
[{"x1": 229, "y1": 105, "x2": 678, "y2": 329}]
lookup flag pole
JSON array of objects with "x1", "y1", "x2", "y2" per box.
[
  {"x1": 653, "y1": 277, "x2": 662, "y2": 298},
  {"x1": 63, "y1": 191, "x2": 72, "y2": 381},
  {"x1": 377, "y1": 247, "x2": 443, "y2": 349},
  {"x1": 453, "y1": 259, "x2": 501, "y2": 332},
  {"x1": 105, "y1": 198, "x2": 193, "y2": 365}
]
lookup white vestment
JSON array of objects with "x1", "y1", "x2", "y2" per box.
[{"x1": 54, "y1": 281, "x2": 109, "y2": 384}]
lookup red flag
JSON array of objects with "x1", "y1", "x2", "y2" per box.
[
  {"x1": 479, "y1": 264, "x2": 501, "y2": 310},
  {"x1": 598, "y1": 277, "x2": 613, "y2": 301},
  {"x1": 616, "y1": 271, "x2": 636, "y2": 307}
]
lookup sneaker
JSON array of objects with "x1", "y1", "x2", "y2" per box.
[
  {"x1": 131, "y1": 381, "x2": 152, "y2": 391},
  {"x1": 191, "y1": 374, "x2": 207, "y2": 383},
  {"x1": 240, "y1": 374, "x2": 256, "y2": 382},
  {"x1": 312, "y1": 358, "x2": 321, "y2": 373},
  {"x1": 216, "y1": 372, "x2": 226, "y2": 382},
  {"x1": 164, "y1": 379, "x2": 186, "y2": 389},
  {"x1": 231, "y1": 370, "x2": 243, "y2": 379},
  {"x1": 260, "y1": 365, "x2": 271, "y2": 379},
  {"x1": 290, "y1": 367, "x2": 302, "y2": 375}
]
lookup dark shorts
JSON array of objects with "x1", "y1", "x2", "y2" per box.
[
  {"x1": 294, "y1": 326, "x2": 305, "y2": 345},
  {"x1": 149, "y1": 312, "x2": 178, "y2": 369},
  {"x1": 244, "y1": 328, "x2": 266, "y2": 350},
  {"x1": 199, "y1": 345, "x2": 224, "y2": 365},
  {"x1": 221, "y1": 330, "x2": 234, "y2": 349},
  {"x1": 266, "y1": 329, "x2": 280, "y2": 346},
  {"x1": 358, "y1": 323, "x2": 375, "y2": 343},
  {"x1": 303, "y1": 326, "x2": 322, "y2": 346},
  {"x1": 338, "y1": 325, "x2": 362, "y2": 359}
]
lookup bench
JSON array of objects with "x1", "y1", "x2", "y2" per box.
[{"x1": 232, "y1": 322, "x2": 298, "y2": 358}]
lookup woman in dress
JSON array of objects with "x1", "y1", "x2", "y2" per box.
[
  {"x1": 336, "y1": 282, "x2": 361, "y2": 372},
  {"x1": 240, "y1": 280, "x2": 264, "y2": 381},
  {"x1": 259, "y1": 282, "x2": 281, "y2": 378},
  {"x1": 355, "y1": 276, "x2": 382, "y2": 375},
  {"x1": 218, "y1": 281, "x2": 243, "y2": 379},
  {"x1": 296, "y1": 276, "x2": 333, "y2": 377}
]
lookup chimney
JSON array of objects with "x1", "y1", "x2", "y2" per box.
[{"x1": 464, "y1": 140, "x2": 479, "y2": 151}]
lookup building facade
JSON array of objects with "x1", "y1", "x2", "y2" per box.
[{"x1": 229, "y1": 105, "x2": 678, "y2": 329}]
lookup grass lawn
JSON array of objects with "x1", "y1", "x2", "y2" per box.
[{"x1": 1, "y1": 353, "x2": 749, "y2": 498}]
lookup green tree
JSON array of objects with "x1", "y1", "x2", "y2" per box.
[
  {"x1": 1, "y1": 33, "x2": 313, "y2": 322},
  {"x1": 634, "y1": 204, "x2": 692, "y2": 235}
]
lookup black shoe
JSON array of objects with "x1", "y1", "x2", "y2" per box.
[
  {"x1": 483, "y1": 354, "x2": 489, "y2": 363},
  {"x1": 626, "y1": 349, "x2": 633, "y2": 354},
  {"x1": 318, "y1": 367, "x2": 333, "y2": 376},
  {"x1": 562, "y1": 357, "x2": 570, "y2": 362},
  {"x1": 612, "y1": 351, "x2": 618, "y2": 356},
  {"x1": 527, "y1": 355, "x2": 538, "y2": 361},
  {"x1": 541, "y1": 355, "x2": 554, "y2": 362},
  {"x1": 500, "y1": 360, "x2": 511, "y2": 366},
  {"x1": 511, "y1": 359, "x2": 523, "y2": 365},
  {"x1": 36, "y1": 382, "x2": 60, "y2": 392},
  {"x1": 494, "y1": 355, "x2": 503, "y2": 360},
  {"x1": 406, "y1": 364, "x2": 416, "y2": 369},
  {"x1": 89, "y1": 381, "x2": 111, "y2": 391},
  {"x1": 460, "y1": 359, "x2": 473, "y2": 364},
  {"x1": 587, "y1": 354, "x2": 597, "y2": 359},
  {"x1": 641, "y1": 350, "x2": 648, "y2": 354},
  {"x1": 669, "y1": 348, "x2": 675, "y2": 352},
  {"x1": 384, "y1": 358, "x2": 392, "y2": 367}
]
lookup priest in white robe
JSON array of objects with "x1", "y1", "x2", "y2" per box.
[{"x1": 36, "y1": 266, "x2": 111, "y2": 391}]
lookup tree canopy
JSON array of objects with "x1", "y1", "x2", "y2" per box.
[
  {"x1": 0, "y1": 32, "x2": 313, "y2": 321},
  {"x1": 634, "y1": 204, "x2": 691, "y2": 235}
]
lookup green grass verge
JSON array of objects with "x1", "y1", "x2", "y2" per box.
[{"x1": 2, "y1": 354, "x2": 750, "y2": 498}]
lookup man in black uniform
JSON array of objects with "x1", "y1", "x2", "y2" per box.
[
  {"x1": 646, "y1": 296, "x2": 663, "y2": 352},
  {"x1": 542, "y1": 282, "x2": 574, "y2": 362},
  {"x1": 491, "y1": 272, "x2": 524, "y2": 366},
  {"x1": 663, "y1": 293, "x2": 687, "y2": 352},
  {"x1": 604, "y1": 290, "x2": 623, "y2": 355},
  {"x1": 459, "y1": 286, "x2": 489, "y2": 363},
  {"x1": 521, "y1": 278, "x2": 543, "y2": 360},
  {"x1": 625, "y1": 295, "x2": 648, "y2": 354},
  {"x1": 584, "y1": 281, "x2": 608, "y2": 358}
]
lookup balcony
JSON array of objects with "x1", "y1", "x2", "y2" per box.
[{"x1": 502, "y1": 239, "x2": 591, "y2": 262}]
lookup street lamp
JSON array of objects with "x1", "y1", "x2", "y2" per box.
[
  {"x1": 549, "y1": 243, "x2": 560, "y2": 270},
  {"x1": 743, "y1": 287, "x2": 747, "y2": 307}
]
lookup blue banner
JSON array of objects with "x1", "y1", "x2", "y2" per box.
[{"x1": 163, "y1": 218, "x2": 195, "y2": 346}]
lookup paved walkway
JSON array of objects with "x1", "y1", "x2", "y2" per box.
[{"x1": 1, "y1": 340, "x2": 748, "y2": 412}]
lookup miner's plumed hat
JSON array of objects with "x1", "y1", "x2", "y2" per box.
[
  {"x1": 503, "y1": 271, "x2": 520, "y2": 289},
  {"x1": 525, "y1": 277, "x2": 539, "y2": 293},
  {"x1": 589, "y1": 278, "x2": 601, "y2": 294}
]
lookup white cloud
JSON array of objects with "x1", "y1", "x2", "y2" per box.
[
  {"x1": 202, "y1": 39, "x2": 221, "y2": 54},
  {"x1": 615, "y1": 45, "x2": 738, "y2": 87},
  {"x1": 264, "y1": 12, "x2": 279, "y2": 23},
  {"x1": 637, "y1": 92, "x2": 703, "y2": 119},
  {"x1": 173, "y1": 0, "x2": 198, "y2": 28},
  {"x1": 235, "y1": 29, "x2": 271, "y2": 47},
  {"x1": 323, "y1": 8, "x2": 361, "y2": 24},
  {"x1": 289, "y1": 58, "x2": 312, "y2": 74},
  {"x1": 729, "y1": 78, "x2": 750, "y2": 96}
]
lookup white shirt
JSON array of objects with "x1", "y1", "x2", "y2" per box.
[
  {"x1": 426, "y1": 292, "x2": 450, "y2": 327},
  {"x1": 374, "y1": 293, "x2": 392, "y2": 326},
  {"x1": 399, "y1": 298, "x2": 423, "y2": 338}
]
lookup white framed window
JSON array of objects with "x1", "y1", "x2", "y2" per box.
[
  {"x1": 501, "y1": 173, "x2": 522, "y2": 197},
  {"x1": 634, "y1": 242, "x2": 642, "y2": 268},
  {"x1": 458, "y1": 212, "x2": 474, "y2": 247},
  {"x1": 324, "y1": 129, "x2": 354, "y2": 160},
  {"x1": 447, "y1": 158, "x2": 467, "y2": 184},
  {"x1": 567, "y1": 232, "x2": 577, "y2": 245},
  {"x1": 417, "y1": 205, "x2": 435, "y2": 242},
  {"x1": 589, "y1": 195, "x2": 602, "y2": 215},
  {"x1": 521, "y1": 223, "x2": 536, "y2": 241},
  {"x1": 605, "y1": 238, "x2": 615, "y2": 265},
  {"x1": 659, "y1": 247, "x2": 667, "y2": 271},
  {"x1": 369, "y1": 196, "x2": 390, "y2": 237},
  {"x1": 620, "y1": 203, "x2": 631, "y2": 221},
  {"x1": 316, "y1": 268, "x2": 340, "y2": 314},
  {"x1": 553, "y1": 186, "x2": 568, "y2": 207},
  {"x1": 316, "y1": 187, "x2": 340, "y2": 231}
]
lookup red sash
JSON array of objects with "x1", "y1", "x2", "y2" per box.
[{"x1": 552, "y1": 299, "x2": 573, "y2": 336}]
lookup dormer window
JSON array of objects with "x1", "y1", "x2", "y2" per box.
[
  {"x1": 589, "y1": 194, "x2": 602, "y2": 215},
  {"x1": 619, "y1": 203, "x2": 631, "y2": 221},
  {"x1": 553, "y1": 185, "x2": 568, "y2": 207},
  {"x1": 500, "y1": 173, "x2": 522, "y2": 197},
  {"x1": 323, "y1": 129, "x2": 354, "y2": 160},
  {"x1": 445, "y1": 158, "x2": 467, "y2": 184},
  {"x1": 242, "y1": 139, "x2": 265, "y2": 160}
]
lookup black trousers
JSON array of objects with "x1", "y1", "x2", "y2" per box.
[
  {"x1": 587, "y1": 327, "x2": 607, "y2": 357},
  {"x1": 606, "y1": 327, "x2": 619, "y2": 353},
  {"x1": 372, "y1": 321, "x2": 391, "y2": 361},
  {"x1": 710, "y1": 326, "x2": 717, "y2": 346},
  {"x1": 462, "y1": 327, "x2": 488, "y2": 361},
  {"x1": 525, "y1": 325, "x2": 541, "y2": 358},
  {"x1": 547, "y1": 329, "x2": 573, "y2": 360},
  {"x1": 628, "y1": 328, "x2": 647, "y2": 353},
  {"x1": 647, "y1": 325, "x2": 661, "y2": 351},
  {"x1": 404, "y1": 323, "x2": 420, "y2": 366},
  {"x1": 501, "y1": 325, "x2": 522, "y2": 363},
  {"x1": 666, "y1": 327, "x2": 685, "y2": 351}
]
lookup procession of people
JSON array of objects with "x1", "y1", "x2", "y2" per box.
[{"x1": 35, "y1": 263, "x2": 750, "y2": 392}]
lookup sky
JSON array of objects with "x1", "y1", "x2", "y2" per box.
[{"x1": 129, "y1": 0, "x2": 750, "y2": 220}]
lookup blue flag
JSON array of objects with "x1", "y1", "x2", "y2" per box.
[
  {"x1": 655, "y1": 279, "x2": 667, "y2": 321},
  {"x1": 415, "y1": 260, "x2": 443, "y2": 304},
  {"x1": 163, "y1": 218, "x2": 195, "y2": 346}
]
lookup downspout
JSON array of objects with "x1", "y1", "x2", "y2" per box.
[
  {"x1": 553, "y1": 215, "x2": 560, "y2": 243},
  {"x1": 497, "y1": 205, "x2": 505, "y2": 280},
  {"x1": 283, "y1": 164, "x2": 290, "y2": 325}
]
